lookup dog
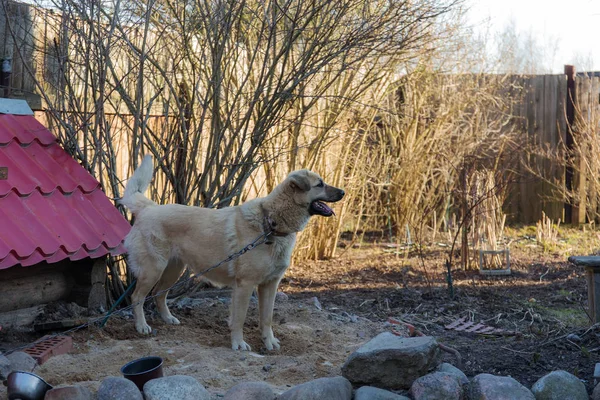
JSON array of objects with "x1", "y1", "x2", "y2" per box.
[{"x1": 120, "y1": 155, "x2": 345, "y2": 350}]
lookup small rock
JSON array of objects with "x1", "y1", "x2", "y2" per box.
[
  {"x1": 276, "y1": 292, "x2": 289, "y2": 302},
  {"x1": 309, "y1": 297, "x2": 322, "y2": 310},
  {"x1": 6, "y1": 351, "x2": 37, "y2": 372},
  {"x1": 223, "y1": 381, "x2": 276, "y2": 400},
  {"x1": 97, "y1": 377, "x2": 143, "y2": 400},
  {"x1": 566, "y1": 333, "x2": 582, "y2": 342},
  {"x1": 436, "y1": 363, "x2": 469, "y2": 385},
  {"x1": 531, "y1": 370, "x2": 587, "y2": 400},
  {"x1": 410, "y1": 372, "x2": 463, "y2": 400},
  {"x1": 342, "y1": 332, "x2": 440, "y2": 389},
  {"x1": 45, "y1": 385, "x2": 93, "y2": 400},
  {"x1": 278, "y1": 376, "x2": 352, "y2": 400},
  {"x1": 469, "y1": 374, "x2": 534, "y2": 400},
  {"x1": 354, "y1": 386, "x2": 410, "y2": 400},
  {"x1": 263, "y1": 364, "x2": 272, "y2": 372},
  {"x1": 143, "y1": 375, "x2": 210, "y2": 400},
  {"x1": 0, "y1": 354, "x2": 11, "y2": 380}
]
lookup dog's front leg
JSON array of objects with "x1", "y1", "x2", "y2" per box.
[
  {"x1": 229, "y1": 282, "x2": 254, "y2": 351},
  {"x1": 258, "y1": 278, "x2": 281, "y2": 351}
]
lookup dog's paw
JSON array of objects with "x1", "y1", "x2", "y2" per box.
[
  {"x1": 231, "y1": 340, "x2": 252, "y2": 351},
  {"x1": 136, "y1": 322, "x2": 152, "y2": 335},
  {"x1": 263, "y1": 335, "x2": 280, "y2": 351},
  {"x1": 162, "y1": 315, "x2": 180, "y2": 325}
]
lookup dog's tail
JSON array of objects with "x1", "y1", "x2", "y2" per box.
[{"x1": 121, "y1": 154, "x2": 157, "y2": 215}]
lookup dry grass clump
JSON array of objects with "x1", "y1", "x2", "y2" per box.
[{"x1": 536, "y1": 211, "x2": 561, "y2": 251}]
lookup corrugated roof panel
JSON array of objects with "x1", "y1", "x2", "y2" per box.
[
  {"x1": 0, "y1": 253, "x2": 19, "y2": 269},
  {"x1": 0, "y1": 141, "x2": 99, "y2": 196},
  {"x1": 0, "y1": 113, "x2": 131, "y2": 269},
  {"x1": 0, "y1": 194, "x2": 55, "y2": 258},
  {"x1": 18, "y1": 251, "x2": 46, "y2": 267},
  {"x1": 0, "y1": 188, "x2": 131, "y2": 266},
  {"x1": 0, "y1": 114, "x2": 55, "y2": 145}
]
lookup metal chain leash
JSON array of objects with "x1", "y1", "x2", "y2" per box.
[{"x1": 3, "y1": 229, "x2": 273, "y2": 356}]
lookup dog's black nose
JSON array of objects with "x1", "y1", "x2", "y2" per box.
[{"x1": 339, "y1": 189, "x2": 345, "y2": 198}]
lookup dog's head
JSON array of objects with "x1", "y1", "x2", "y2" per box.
[{"x1": 286, "y1": 170, "x2": 345, "y2": 217}]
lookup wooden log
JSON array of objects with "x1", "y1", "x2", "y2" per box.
[{"x1": 0, "y1": 270, "x2": 73, "y2": 313}]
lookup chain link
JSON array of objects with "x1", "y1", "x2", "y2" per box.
[{"x1": 191, "y1": 230, "x2": 272, "y2": 278}]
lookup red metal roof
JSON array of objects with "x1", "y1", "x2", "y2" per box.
[{"x1": 0, "y1": 114, "x2": 131, "y2": 269}]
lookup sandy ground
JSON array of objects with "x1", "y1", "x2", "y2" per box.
[{"x1": 2, "y1": 293, "x2": 386, "y2": 399}]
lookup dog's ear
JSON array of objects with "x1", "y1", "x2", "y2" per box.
[{"x1": 288, "y1": 171, "x2": 311, "y2": 192}]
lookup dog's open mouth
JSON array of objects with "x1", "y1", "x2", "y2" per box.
[{"x1": 310, "y1": 200, "x2": 335, "y2": 217}]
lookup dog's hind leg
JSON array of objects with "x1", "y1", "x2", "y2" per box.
[
  {"x1": 153, "y1": 258, "x2": 185, "y2": 325},
  {"x1": 229, "y1": 282, "x2": 255, "y2": 351},
  {"x1": 258, "y1": 278, "x2": 281, "y2": 351},
  {"x1": 130, "y1": 259, "x2": 166, "y2": 335}
]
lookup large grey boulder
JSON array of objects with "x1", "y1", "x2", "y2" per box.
[
  {"x1": 354, "y1": 386, "x2": 410, "y2": 400},
  {"x1": 223, "y1": 381, "x2": 276, "y2": 400},
  {"x1": 143, "y1": 375, "x2": 210, "y2": 400},
  {"x1": 410, "y1": 372, "x2": 464, "y2": 400},
  {"x1": 530, "y1": 370, "x2": 587, "y2": 400},
  {"x1": 6, "y1": 351, "x2": 37, "y2": 373},
  {"x1": 436, "y1": 362, "x2": 469, "y2": 385},
  {"x1": 97, "y1": 377, "x2": 143, "y2": 400},
  {"x1": 278, "y1": 376, "x2": 352, "y2": 400},
  {"x1": 469, "y1": 374, "x2": 535, "y2": 400},
  {"x1": 342, "y1": 332, "x2": 440, "y2": 389},
  {"x1": 44, "y1": 385, "x2": 93, "y2": 400}
]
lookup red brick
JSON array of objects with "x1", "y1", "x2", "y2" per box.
[{"x1": 23, "y1": 335, "x2": 73, "y2": 365}]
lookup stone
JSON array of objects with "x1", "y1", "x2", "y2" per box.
[
  {"x1": 410, "y1": 372, "x2": 464, "y2": 400},
  {"x1": 6, "y1": 351, "x2": 37, "y2": 373},
  {"x1": 276, "y1": 291, "x2": 289, "y2": 302},
  {"x1": 354, "y1": 386, "x2": 410, "y2": 400},
  {"x1": 436, "y1": 363, "x2": 469, "y2": 385},
  {"x1": 0, "y1": 354, "x2": 11, "y2": 380},
  {"x1": 592, "y1": 382, "x2": 600, "y2": 400},
  {"x1": 278, "y1": 376, "x2": 352, "y2": 400},
  {"x1": 97, "y1": 377, "x2": 143, "y2": 400},
  {"x1": 531, "y1": 370, "x2": 587, "y2": 400},
  {"x1": 223, "y1": 381, "x2": 276, "y2": 400},
  {"x1": 44, "y1": 385, "x2": 93, "y2": 400},
  {"x1": 469, "y1": 374, "x2": 535, "y2": 400},
  {"x1": 143, "y1": 375, "x2": 210, "y2": 400},
  {"x1": 341, "y1": 332, "x2": 440, "y2": 389}
]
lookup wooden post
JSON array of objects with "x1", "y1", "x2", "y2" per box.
[
  {"x1": 88, "y1": 257, "x2": 108, "y2": 313},
  {"x1": 564, "y1": 65, "x2": 575, "y2": 223},
  {"x1": 564, "y1": 65, "x2": 584, "y2": 224},
  {"x1": 568, "y1": 256, "x2": 600, "y2": 323},
  {"x1": 590, "y1": 268, "x2": 600, "y2": 323}
]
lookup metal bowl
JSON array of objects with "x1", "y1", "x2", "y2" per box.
[
  {"x1": 121, "y1": 356, "x2": 164, "y2": 391},
  {"x1": 6, "y1": 371, "x2": 53, "y2": 400}
]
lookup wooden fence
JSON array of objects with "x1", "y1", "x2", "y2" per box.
[{"x1": 506, "y1": 71, "x2": 600, "y2": 224}]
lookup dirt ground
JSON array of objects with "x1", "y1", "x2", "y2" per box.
[{"x1": 2, "y1": 226, "x2": 600, "y2": 398}]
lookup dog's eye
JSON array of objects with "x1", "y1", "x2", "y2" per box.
[{"x1": 316, "y1": 180, "x2": 324, "y2": 188}]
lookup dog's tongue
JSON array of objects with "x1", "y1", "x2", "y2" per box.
[{"x1": 312, "y1": 201, "x2": 334, "y2": 216}]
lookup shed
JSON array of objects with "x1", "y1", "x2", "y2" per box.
[{"x1": 0, "y1": 99, "x2": 131, "y2": 328}]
